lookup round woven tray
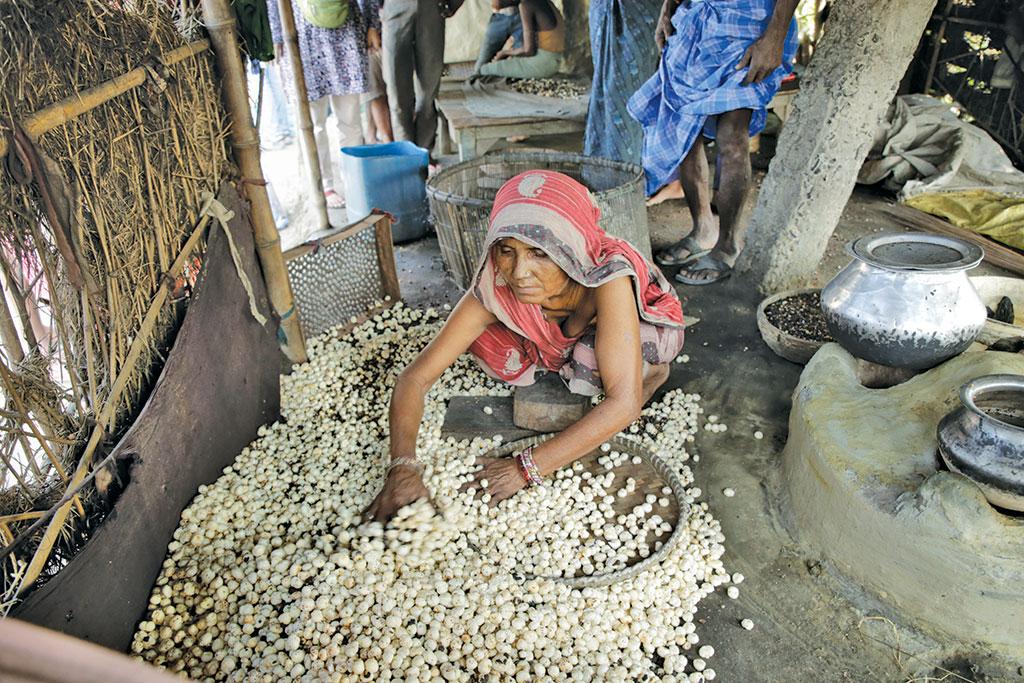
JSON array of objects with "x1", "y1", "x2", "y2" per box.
[{"x1": 486, "y1": 434, "x2": 690, "y2": 589}]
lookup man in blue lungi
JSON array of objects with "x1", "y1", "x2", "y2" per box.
[{"x1": 629, "y1": 0, "x2": 799, "y2": 285}]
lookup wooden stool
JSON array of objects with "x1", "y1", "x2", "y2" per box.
[{"x1": 513, "y1": 372, "x2": 591, "y2": 433}]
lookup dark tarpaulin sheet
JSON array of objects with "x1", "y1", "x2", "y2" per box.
[{"x1": 12, "y1": 183, "x2": 283, "y2": 651}]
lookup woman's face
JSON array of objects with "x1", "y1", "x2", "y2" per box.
[{"x1": 493, "y1": 237, "x2": 570, "y2": 305}]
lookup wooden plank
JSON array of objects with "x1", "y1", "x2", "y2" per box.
[
  {"x1": 457, "y1": 131, "x2": 479, "y2": 161},
  {"x1": 281, "y1": 214, "x2": 382, "y2": 261},
  {"x1": 373, "y1": 215, "x2": 402, "y2": 302},
  {"x1": 880, "y1": 204, "x2": 1024, "y2": 278},
  {"x1": 437, "y1": 89, "x2": 581, "y2": 129}
]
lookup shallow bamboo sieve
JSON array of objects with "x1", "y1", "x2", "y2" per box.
[{"x1": 483, "y1": 434, "x2": 690, "y2": 589}]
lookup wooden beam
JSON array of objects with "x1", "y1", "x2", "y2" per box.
[
  {"x1": 202, "y1": 0, "x2": 307, "y2": 364},
  {"x1": 373, "y1": 216, "x2": 402, "y2": 302},
  {"x1": 924, "y1": 0, "x2": 955, "y2": 93},
  {"x1": 281, "y1": 214, "x2": 383, "y2": 261},
  {"x1": 274, "y1": 0, "x2": 331, "y2": 231}
]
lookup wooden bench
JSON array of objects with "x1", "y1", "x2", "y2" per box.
[{"x1": 436, "y1": 89, "x2": 586, "y2": 161}]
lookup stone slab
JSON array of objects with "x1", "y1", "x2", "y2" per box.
[{"x1": 512, "y1": 372, "x2": 591, "y2": 433}]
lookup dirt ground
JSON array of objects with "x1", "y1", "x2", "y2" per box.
[{"x1": 265, "y1": 124, "x2": 1023, "y2": 682}]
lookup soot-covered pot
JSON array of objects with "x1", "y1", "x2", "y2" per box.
[
  {"x1": 938, "y1": 374, "x2": 1024, "y2": 512},
  {"x1": 820, "y1": 232, "x2": 985, "y2": 370}
]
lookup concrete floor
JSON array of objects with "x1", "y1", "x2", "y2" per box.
[{"x1": 387, "y1": 132, "x2": 1023, "y2": 681}]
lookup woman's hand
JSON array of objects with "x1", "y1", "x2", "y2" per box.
[
  {"x1": 463, "y1": 456, "x2": 527, "y2": 505},
  {"x1": 494, "y1": 49, "x2": 512, "y2": 61},
  {"x1": 363, "y1": 466, "x2": 431, "y2": 523}
]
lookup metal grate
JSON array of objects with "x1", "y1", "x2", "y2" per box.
[{"x1": 284, "y1": 216, "x2": 400, "y2": 340}]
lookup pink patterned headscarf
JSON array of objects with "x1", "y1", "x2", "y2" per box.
[{"x1": 469, "y1": 170, "x2": 684, "y2": 382}]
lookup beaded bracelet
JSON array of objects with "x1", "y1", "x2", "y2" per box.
[
  {"x1": 387, "y1": 456, "x2": 423, "y2": 473},
  {"x1": 515, "y1": 446, "x2": 544, "y2": 487}
]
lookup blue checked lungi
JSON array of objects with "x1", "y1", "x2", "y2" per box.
[{"x1": 627, "y1": 0, "x2": 798, "y2": 195}]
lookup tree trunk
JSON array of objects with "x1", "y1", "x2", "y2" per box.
[{"x1": 736, "y1": 0, "x2": 939, "y2": 293}]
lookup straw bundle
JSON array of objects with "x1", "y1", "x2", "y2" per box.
[{"x1": 0, "y1": 0, "x2": 231, "y2": 605}]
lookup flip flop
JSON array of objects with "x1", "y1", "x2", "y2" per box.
[
  {"x1": 324, "y1": 189, "x2": 345, "y2": 209},
  {"x1": 674, "y1": 254, "x2": 732, "y2": 286},
  {"x1": 654, "y1": 236, "x2": 712, "y2": 267}
]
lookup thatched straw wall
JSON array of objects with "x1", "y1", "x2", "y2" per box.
[{"x1": 0, "y1": 0, "x2": 232, "y2": 607}]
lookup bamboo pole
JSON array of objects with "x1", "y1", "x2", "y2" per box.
[
  {"x1": 274, "y1": 0, "x2": 331, "y2": 232},
  {"x1": 202, "y1": 0, "x2": 308, "y2": 363},
  {"x1": 0, "y1": 41, "x2": 210, "y2": 160},
  {"x1": 0, "y1": 511, "x2": 45, "y2": 526},
  {"x1": 924, "y1": 0, "x2": 955, "y2": 93}
]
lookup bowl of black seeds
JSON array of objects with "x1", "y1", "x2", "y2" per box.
[{"x1": 757, "y1": 289, "x2": 834, "y2": 364}]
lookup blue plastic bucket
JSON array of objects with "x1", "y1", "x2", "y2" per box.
[{"x1": 340, "y1": 141, "x2": 430, "y2": 242}]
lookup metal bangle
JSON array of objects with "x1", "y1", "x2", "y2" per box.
[{"x1": 516, "y1": 446, "x2": 544, "y2": 487}]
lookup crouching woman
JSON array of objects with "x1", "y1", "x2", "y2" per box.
[{"x1": 365, "y1": 171, "x2": 684, "y2": 521}]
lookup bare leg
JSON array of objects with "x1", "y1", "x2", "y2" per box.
[
  {"x1": 646, "y1": 179, "x2": 684, "y2": 207},
  {"x1": 365, "y1": 103, "x2": 377, "y2": 144},
  {"x1": 679, "y1": 109, "x2": 752, "y2": 282},
  {"x1": 641, "y1": 363, "x2": 670, "y2": 405},
  {"x1": 369, "y1": 96, "x2": 393, "y2": 143},
  {"x1": 679, "y1": 137, "x2": 719, "y2": 246}
]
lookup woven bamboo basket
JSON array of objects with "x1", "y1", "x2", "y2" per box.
[
  {"x1": 485, "y1": 434, "x2": 689, "y2": 589},
  {"x1": 426, "y1": 152, "x2": 652, "y2": 289}
]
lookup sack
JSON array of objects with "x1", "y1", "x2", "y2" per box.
[{"x1": 295, "y1": 0, "x2": 349, "y2": 28}]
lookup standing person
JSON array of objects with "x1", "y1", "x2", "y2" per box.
[
  {"x1": 584, "y1": 0, "x2": 662, "y2": 166},
  {"x1": 382, "y1": 0, "x2": 464, "y2": 153},
  {"x1": 268, "y1": 0, "x2": 374, "y2": 209},
  {"x1": 477, "y1": 0, "x2": 563, "y2": 80},
  {"x1": 363, "y1": 17, "x2": 394, "y2": 142},
  {"x1": 472, "y1": 0, "x2": 523, "y2": 76},
  {"x1": 629, "y1": 0, "x2": 798, "y2": 284}
]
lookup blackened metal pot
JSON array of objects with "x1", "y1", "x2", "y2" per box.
[
  {"x1": 821, "y1": 233, "x2": 985, "y2": 370},
  {"x1": 938, "y1": 374, "x2": 1024, "y2": 512}
]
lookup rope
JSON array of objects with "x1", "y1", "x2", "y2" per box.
[{"x1": 200, "y1": 191, "x2": 268, "y2": 327}]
